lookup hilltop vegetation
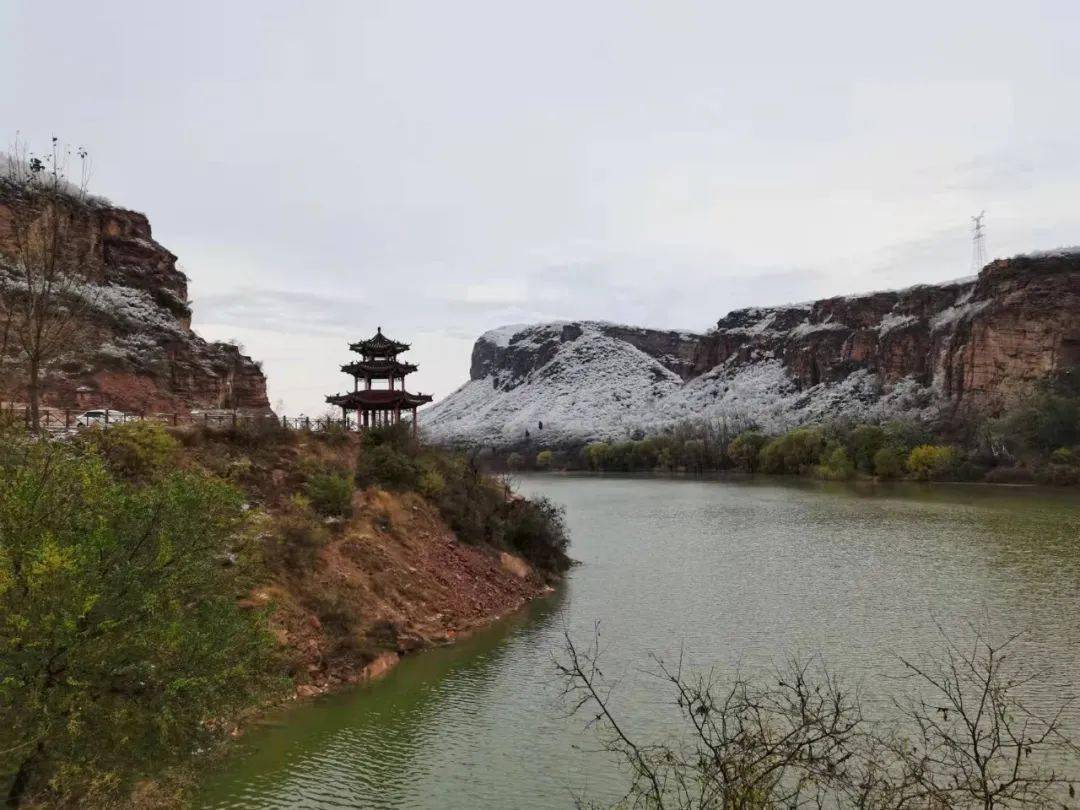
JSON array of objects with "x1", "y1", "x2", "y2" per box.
[
  {"x1": 0, "y1": 419, "x2": 568, "y2": 807},
  {"x1": 498, "y1": 367, "x2": 1080, "y2": 486}
]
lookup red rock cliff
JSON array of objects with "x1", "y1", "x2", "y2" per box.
[
  {"x1": 0, "y1": 189, "x2": 271, "y2": 414},
  {"x1": 704, "y1": 250, "x2": 1080, "y2": 414},
  {"x1": 427, "y1": 251, "x2": 1080, "y2": 446}
]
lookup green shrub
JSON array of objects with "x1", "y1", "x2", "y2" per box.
[
  {"x1": 907, "y1": 444, "x2": 958, "y2": 481},
  {"x1": 680, "y1": 439, "x2": 706, "y2": 472},
  {"x1": 421, "y1": 454, "x2": 503, "y2": 546},
  {"x1": 0, "y1": 436, "x2": 277, "y2": 806},
  {"x1": 954, "y1": 460, "x2": 989, "y2": 482},
  {"x1": 990, "y1": 368, "x2": 1080, "y2": 457},
  {"x1": 759, "y1": 428, "x2": 825, "y2": 475},
  {"x1": 847, "y1": 424, "x2": 886, "y2": 473},
  {"x1": 76, "y1": 421, "x2": 180, "y2": 480},
  {"x1": 353, "y1": 422, "x2": 418, "y2": 489},
  {"x1": 265, "y1": 494, "x2": 329, "y2": 571},
  {"x1": 360, "y1": 421, "x2": 413, "y2": 452},
  {"x1": 1049, "y1": 447, "x2": 1078, "y2": 466},
  {"x1": 728, "y1": 431, "x2": 767, "y2": 472},
  {"x1": 584, "y1": 442, "x2": 610, "y2": 470},
  {"x1": 656, "y1": 446, "x2": 674, "y2": 470},
  {"x1": 506, "y1": 452, "x2": 525, "y2": 470},
  {"x1": 503, "y1": 496, "x2": 571, "y2": 573},
  {"x1": 1035, "y1": 463, "x2": 1080, "y2": 486},
  {"x1": 316, "y1": 419, "x2": 351, "y2": 446},
  {"x1": 883, "y1": 419, "x2": 934, "y2": 452},
  {"x1": 418, "y1": 451, "x2": 571, "y2": 573},
  {"x1": 536, "y1": 450, "x2": 554, "y2": 469},
  {"x1": 984, "y1": 466, "x2": 1036, "y2": 484},
  {"x1": 818, "y1": 446, "x2": 856, "y2": 480},
  {"x1": 201, "y1": 416, "x2": 295, "y2": 449},
  {"x1": 304, "y1": 471, "x2": 354, "y2": 517},
  {"x1": 873, "y1": 445, "x2": 907, "y2": 479},
  {"x1": 418, "y1": 467, "x2": 446, "y2": 497},
  {"x1": 356, "y1": 444, "x2": 420, "y2": 490}
]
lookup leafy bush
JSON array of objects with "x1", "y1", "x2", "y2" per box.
[
  {"x1": 846, "y1": 424, "x2": 885, "y2": 473},
  {"x1": 503, "y1": 496, "x2": 570, "y2": 573},
  {"x1": 417, "y1": 467, "x2": 446, "y2": 498},
  {"x1": 0, "y1": 436, "x2": 277, "y2": 806},
  {"x1": 1036, "y1": 463, "x2": 1080, "y2": 486},
  {"x1": 759, "y1": 428, "x2": 825, "y2": 475},
  {"x1": 680, "y1": 439, "x2": 706, "y2": 472},
  {"x1": 984, "y1": 465, "x2": 1036, "y2": 484},
  {"x1": 536, "y1": 450, "x2": 554, "y2": 469},
  {"x1": 1050, "y1": 447, "x2": 1078, "y2": 466},
  {"x1": 421, "y1": 454, "x2": 505, "y2": 548},
  {"x1": 506, "y1": 452, "x2": 525, "y2": 470},
  {"x1": 817, "y1": 446, "x2": 855, "y2": 480},
  {"x1": 356, "y1": 443, "x2": 420, "y2": 489},
  {"x1": 906, "y1": 444, "x2": 958, "y2": 481},
  {"x1": 265, "y1": 495, "x2": 328, "y2": 571},
  {"x1": 873, "y1": 445, "x2": 907, "y2": 479},
  {"x1": 76, "y1": 421, "x2": 180, "y2": 481},
  {"x1": 418, "y1": 451, "x2": 571, "y2": 573},
  {"x1": 198, "y1": 416, "x2": 295, "y2": 449},
  {"x1": 954, "y1": 460, "x2": 989, "y2": 482},
  {"x1": 728, "y1": 431, "x2": 767, "y2": 472},
  {"x1": 304, "y1": 471, "x2": 354, "y2": 517},
  {"x1": 991, "y1": 368, "x2": 1080, "y2": 458},
  {"x1": 315, "y1": 418, "x2": 351, "y2": 446},
  {"x1": 584, "y1": 442, "x2": 610, "y2": 470},
  {"x1": 883, "y1": 418, "x2": 934, "y2": 452}
]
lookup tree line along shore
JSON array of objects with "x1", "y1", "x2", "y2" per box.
[{"x1": 491, "y1": 366, "x2": 1080, "y2": 486}]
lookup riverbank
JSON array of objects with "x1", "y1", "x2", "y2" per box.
[
  {"x1": 0, "y1": 420, "x2": 569, "y2": 808},
  {"x1": 200, "y1": 473, "x2": 1080, "y2": 809},
  {"x1": 177, "y1": 423, "x2": 563, "y2": 701},
  {"x1": 262, "y1": 486, "x2": 555, "y2": 699}
]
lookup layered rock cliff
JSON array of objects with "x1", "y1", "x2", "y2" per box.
[
  {"x1": 425, "y1": 251, "x2": 1080, "y2": 447},
  {"x1": 0, "y1": 186, "x2": 271, "y2": 414}
]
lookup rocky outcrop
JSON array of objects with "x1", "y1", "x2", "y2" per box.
[
  {"x1": 0, "y1": 188, "x2": 271, "y2": 414},
  {"x1": 425, "y1": 252, "x2": 1080, "y2": 447}
]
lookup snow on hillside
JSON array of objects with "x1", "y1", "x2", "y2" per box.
[
  {"x1": 423, "y1": 321, "x2": 937, "y2": 446},
  {"x1": 426, "y1": 325, "x2": 685, "y2": 446}
]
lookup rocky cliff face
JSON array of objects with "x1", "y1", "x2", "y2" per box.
[
  {"x1": 425, "y1": 252, "x2": 1080, "y2": 447},
  {"x1": 0, "y1": 189, "x2": 271, "y2": 414}
]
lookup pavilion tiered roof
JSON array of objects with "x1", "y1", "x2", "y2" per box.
[{"x1": 349, "y1": 326, "x2": 409, "y2": 356}]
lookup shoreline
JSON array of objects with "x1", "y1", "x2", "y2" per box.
[{"x1": 512, "y1": 468, "x2": 1077, "y2": 492}]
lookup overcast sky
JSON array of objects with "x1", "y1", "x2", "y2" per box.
[{"x1": 3, "y1": 1, "x2": 1079, "y2": 414}]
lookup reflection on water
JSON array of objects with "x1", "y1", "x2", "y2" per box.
[{"x1": 200, "y1": 477, "x2": 1080, "y2": 809}]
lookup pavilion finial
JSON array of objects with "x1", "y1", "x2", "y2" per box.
[{"x1": 377, "y1": 325, "x2": 382, "y2": 334}]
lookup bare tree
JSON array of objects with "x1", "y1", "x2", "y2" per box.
[
  {"x1": 887, "y1": 626, "x2": 1077, "y2": 808},
  {"x1": 557, "y1": 624, "x2": 1077, "y2": 808},
  {"x1": 0, "y1": 137, "x2": 98, "y2": 430}
]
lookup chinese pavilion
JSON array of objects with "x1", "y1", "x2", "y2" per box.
[{"x1": 326, "y1": 327, "x2": 433, "y2": 434}]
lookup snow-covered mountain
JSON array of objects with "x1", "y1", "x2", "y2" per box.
[{"x1": 424, "y1": 251, "x2": 1080, "y2": 448}]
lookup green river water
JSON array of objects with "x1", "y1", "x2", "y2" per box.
[{"x1": 200, "y1": 475, "x2": 1080, "y2": 809}]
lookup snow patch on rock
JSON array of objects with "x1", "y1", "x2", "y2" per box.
[
  {"x1": 878, "y1": 313, "x2": 917, "y2": 334},
  {"x1": 424, "y1": 320, "x2": 938, "y2": 447}
]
